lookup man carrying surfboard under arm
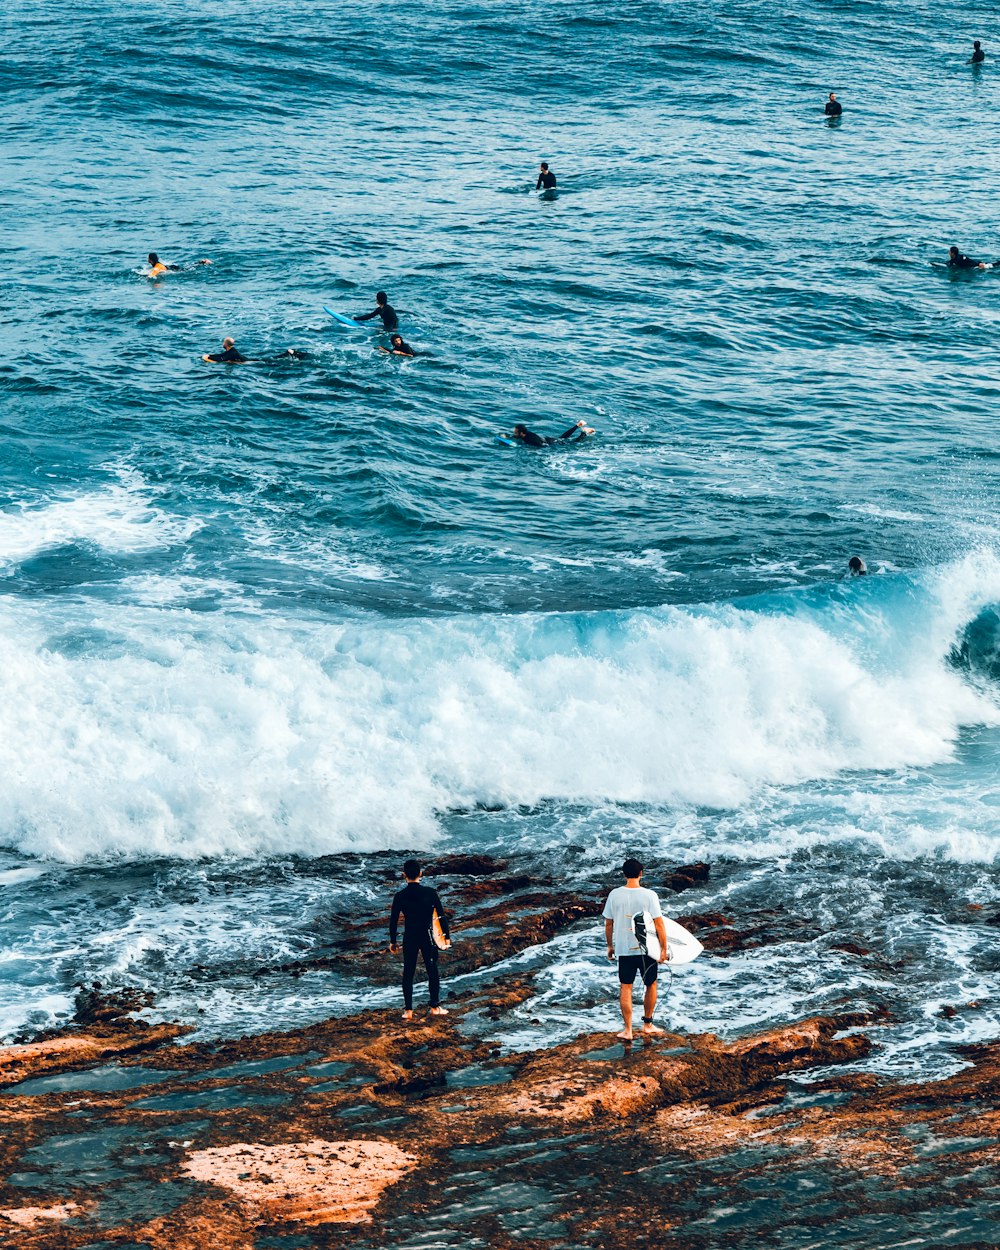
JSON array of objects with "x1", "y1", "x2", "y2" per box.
[
  {"x1": 389, "y1": 859, "x2": 451, "y2": 1021},
  {"x1": 603, "y1": 857, "x2": 668, "y2": 1041}
]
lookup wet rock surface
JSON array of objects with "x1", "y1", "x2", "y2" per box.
[{"x1": 3, "y1": 856, "x2": 999, "y2": 1249}]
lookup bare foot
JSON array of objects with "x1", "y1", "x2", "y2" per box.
[
  {"x1": 615, "y1": 1029, "x2": 633, "y2": 1041},
  {"x1": 429, "y1": 1006, "x2": 449, "y2": 1016},
  {"x1": 401, "y1": 1010, "x2": 413, "y2": 1021},
  {"x1": 642, "y1": 1023, "x2": 665, "y2": 1036}
]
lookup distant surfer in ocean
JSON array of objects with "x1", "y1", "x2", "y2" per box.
[
  {"x1": 379, "y1": 334, "x2": 416, "y2": 357},
  {"x1": 848, "y1": 555, "x2": 868, "y2": 576},
  {"x1": 509, "y1": 419, "x2": 595, "y2": 447},
  {"x1": 202, "y1": 337, "x2": 248, "y2": 363},
  {"x1": 603, "y1": 857, "x2": 668, "y2": 1041},
  {"x1": 947, "y1": 246, "x2": 989, "y2": 270},
  {"x1": 146, "y1": 252, "x2": 211, "y2": 278},
  {"x1": 536, "y1": 162, "x2": 557, "y2": 191},
  {"x1": 389, "y1": 860, "x2": 451, "y2": 1021},
  {"x1": 970, "y1": 40, "x2": 985, "y2": 64},
  {"x1": 355, "y1": 292, "x2": 399, "y2": 332},
  {"x1": 824, "y1": 93, "x2": 843, "y2": 118}
]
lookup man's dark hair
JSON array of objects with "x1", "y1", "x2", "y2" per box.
[
  {"x1": 540, "y1": 162, "x2": 549, "y2": 170},
  {"x1": 513, "y1": 423, "x2": 527, "y2": 435},
  {"x1": 148, "y1": 253, "x2": 159, "y2": 264},
  {"x1": 974, "y1": 40, "x2": 981, "y2": 48},
  {"x1": 376, "y1": 291, "x2": 388, "y2": 304},
  {"x1": 403, "y1": 858, "x2": 421, "y2": 879},
  {"x1": 622, "y1": 857, "x2": 643, "y2": 878}
]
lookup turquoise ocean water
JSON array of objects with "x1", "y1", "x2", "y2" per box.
[{"x1": 3, "y1": 0, "x2": 1000, "y2": 1104}]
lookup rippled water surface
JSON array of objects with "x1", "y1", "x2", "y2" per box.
[{"x1": 3, "y1": 1, "x2": 1000, "y2": 1187}]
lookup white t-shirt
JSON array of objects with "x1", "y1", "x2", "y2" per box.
[{"x1": 602, "y1": 885, "x2": 663, "y2": 958}]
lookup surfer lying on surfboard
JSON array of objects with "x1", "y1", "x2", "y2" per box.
[
  {"x1": 509, "y1": 419, "x2": 595, "y2": 447},
  {"x1": 379, "y1": 334, "x2": 416, "y2": 357},
  {"x1": 202, "y1": 337, "x2": 248, "y2": 363},
  {"x1": 146, "y1": 252, "x2": 212, "y2": 278}
]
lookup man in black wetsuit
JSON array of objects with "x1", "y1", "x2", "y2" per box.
[
  {"x1": 202, "y1": 337, "x2": 248, "y2": 363},
  {"x1": 380, "y1": 334, "x2": 415, "y2": 357},
  {"x1": 948, "y1": 246, "x2": 987, "y2": 270},
  {"x1": 970, "y1": 40, "x2": 985, "y2": 64},
  {"x1": 355, "y1": 291, "x2": 399, "y2": 332},
  {"x1": 824, "y1": 93, "x2": 843, "y2": 117},
  {"x1": 536, "y1": 162, "x2": 557, "y2": 191},
  {"x1": 848, "y1": 556, "x2": 868, "y2": 576},
  {"x1": 511, "y1": 419, "x2": 594, "y2": 447},
  {"x1": 389, "y1": 859, "x2": 450, "y2": 1021}
]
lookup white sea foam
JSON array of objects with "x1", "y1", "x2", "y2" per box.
[
  {"x1": 0, "y1": 472, "x2": 200, "y2": 571},
  {"x1": 1, "y1": 551, "x2": 999, "y2": 862}
]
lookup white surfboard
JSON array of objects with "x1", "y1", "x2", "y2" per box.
[
  {"x1": 663, "y1": 916, "x2": 703, "y2": 966},
  {"x1": 635, "y1": 911, "x2": 703, "y2": 966}
]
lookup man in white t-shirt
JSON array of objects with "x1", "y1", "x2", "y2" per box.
[{"x1": 602, "y1": 856, "x2": 669, "y2": 1040}]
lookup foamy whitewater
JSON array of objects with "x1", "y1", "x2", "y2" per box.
[{"x1": 3, "y1": 0, "x2": 1000, "y2": 1093}]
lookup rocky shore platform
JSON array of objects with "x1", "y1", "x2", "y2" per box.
[{"x1": 2, "y1": 855, "x2": 999, "y2": 1249}]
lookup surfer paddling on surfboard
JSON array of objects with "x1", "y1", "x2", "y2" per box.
[
  {"x1": 603, "y1": 857, "x2": 668, "y2": 1041},
  {"x1": 389, "y1": 859, "x2": 451, "y2": 1021},
  {"x1": 509, "y1": 420, "x2": 595, "y2": 447}
]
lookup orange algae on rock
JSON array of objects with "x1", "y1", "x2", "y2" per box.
[{"x1": 181, "y1": 1137, "x2": 418, "y2": 1225}]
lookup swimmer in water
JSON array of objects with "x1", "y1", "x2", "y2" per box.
[
  {"x1": 355, "y1": 291, "x2": 399, "y2": 332},
  {"x1": 510, "y1": 419, "x2": 594, "y2": 447},
  {"x1": 948, "y1": 246, "x2": 988, "y2": 270},
  {"x1": 202, "y1": 337, "x2": 248, "y2": 363},
  {"x1": 536, "y1": 162, "x2": 557, "y2": 191},
  {"x1": 146, "y1": 252, "x2": 211, "y2": 277},
  {"x1": 848, "y1": 556, "x2": 868, "y2": 576},
  {"x1": 379, "y1": 334, "x2": 415, "y2": 357},
  {"x1": 824, "y1": 93, "x2": 843, "y2": 117},
  {"x1": 970, "y1": 40, "x2": 985, "y2": 64}
]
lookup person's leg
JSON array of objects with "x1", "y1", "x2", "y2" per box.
[
  {"x1": 401, "y1": 943, "x2": 419, "y2": 1018},
  {"x1": 617, "y1": 957, "x2": 637, "y2": 1040},
  {"x1": 423, "y1": 940, "x2": 445, "y2": 1013},
  {"x1": 641, "y1": 960, "x2": 664, "y2": 1035}
]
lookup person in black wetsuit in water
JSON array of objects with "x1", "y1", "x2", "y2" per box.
[
  {"x1": 970, "y1": 40, "x2": 985, "y2": 64},
  {"x1": 355, "y1": 291, "x2": 399, "y2": 332},
  {"x1": 379, "y1": 334, "x2": 415, "y2": 357},
  {"x1": 389, "y1": 860, "x2": 451, "y2": 1021},
  {"x1": 824, "y1": 93, "x2": 843, "y2": 117},
  {"x1": 511, "y1": 419, "x2": 595, "y2": 447},
  {"x1": 202, "y1": 337, "x2": 248, "y2": 363},
  {"x1": 948, "y1": 246, "x2": 988, "y2": 270},
  {"x1": 536, "y1": 162, "x2": 557, "y2": 191}
]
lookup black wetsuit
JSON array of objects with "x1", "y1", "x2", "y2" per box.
[
  {"x1": 518, "y1": 422, "x2": 587, "y2": 447},
  {"x1": 536, "y1": 169, "x2": 557, "y2": 190},
  {"x1": 356, "y1": 303, "x2": 399, "y2": 331},
  {"x1": 824, "y1": 99, "x2": 843, "y2": 117},
  {"x1": 389, "y1": 340, "x2": 415, "y2": 357},
  {"x1": 948, "y1": 253, "x2": 981, "y2": 269},
  {"x1": 972, "y1": 48, "x2": 985, "y2": 63},
  {"x1": 206, "y1": 346, "x2": 247, "y2": 362},
  {"x1": 390, "y1": 882, "x2": 449, "y2": 1009}
]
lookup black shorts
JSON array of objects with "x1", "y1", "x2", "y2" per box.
[{"x1": 618, "y1": 954, "x2": 658, "y2": 987}]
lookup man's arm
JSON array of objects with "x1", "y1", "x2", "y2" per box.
[
  {"x1": 354, "y1": 309, "x2": 378, "y2": 322},
  {"x1": 389, "y1": 895, "x2": 401, "y2": 949},
  {"x1": 605, "y1": 918, "x2": 615, "y2": 959},
  {"x1": 654, "y1": 916, "x2": 669, "y2": 963}
]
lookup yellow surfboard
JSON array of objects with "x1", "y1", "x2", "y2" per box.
[{"x1": 431, "y1": 909, "x2": 451, "y2": 951}]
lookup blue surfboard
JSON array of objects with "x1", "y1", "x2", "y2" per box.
[
  {"x1": 323, "y1": 306, "x2": 362, "y2": 329},
  {"x1": 496, "y1": 435, "x2": 518, "y2": 447}
]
